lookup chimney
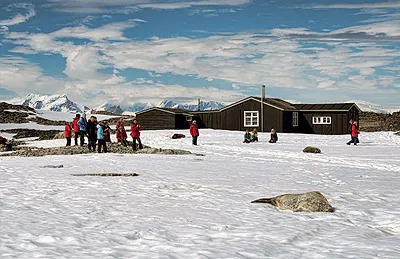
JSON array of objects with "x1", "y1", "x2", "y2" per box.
[
  {"x1": 262, "y1": 85, "x2": 265, "y2": 100},
  {"x1": 197, "y1": 98, "x2": 201, "y2": 111},
  {"x1": 261, "y1": 85, "x2": 265, "y2": 132}
]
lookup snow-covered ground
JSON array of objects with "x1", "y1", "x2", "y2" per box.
[{"x1": 1, "y1": 129, "x2": 400, "y2": 258}]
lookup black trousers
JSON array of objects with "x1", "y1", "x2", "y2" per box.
[
  {"x1": 132, "y1": 138, "x2": 143, "y2": 150},
  {"x1": 74, "y1": 131, "x2": 80, "y2": 145},
  {"x1": 66, "y1": 138, "x2": 71, "y2": 146},
  {"x1": 80, "y1": 131, "x2": 86, "y2": 146},
  {"x1": 97, "y1": 139, "x2": 107, "y2": 153},
  {"x1": 88, "y1": 138, "x2": 96, "y2": 151},
  {"x1": 192, "y1": 136, "x2": 198, "y2": 145}
]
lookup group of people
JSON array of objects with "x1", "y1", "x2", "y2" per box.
[
  {"x1": 243, "y1": 128, "x2": 259, "y2": 143},
  {"x1": 64, "y1": 115, "x2": 143, "y2": 153},
  {"x1": 243, "y1": 128, "x2": 278, "y2": 143}
]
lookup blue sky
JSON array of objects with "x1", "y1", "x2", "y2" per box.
[{"x1": 0, "y1": 0, "x2": 399, "y2": 108}]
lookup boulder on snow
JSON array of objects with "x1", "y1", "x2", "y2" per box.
[
  {"x1": 251, "y1": 191, "x2": 334, "y2": 212},
  {"x1": 303, "y1": 146, "x2": 321, "y2": 153}
]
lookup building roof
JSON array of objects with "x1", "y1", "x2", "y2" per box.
[
  {"x1": 253, "y1": 97, "x2": 297, "y2": 110},
  {"x1": 294, "y1": 103, "x2": 360, "y2": 112},
  {"x1": 220, "y1": 96, "x2": 296, "y2": 111},
  {"x1": 136, "y1": 107, "x2": 193, "y2": 116}
]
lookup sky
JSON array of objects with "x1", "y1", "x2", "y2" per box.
[{"x1": 0, "y1": 0, "x2": 399, "y2": 108}]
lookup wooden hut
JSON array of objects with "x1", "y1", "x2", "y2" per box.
[
  {"x1": 293, "y1": 103, "x2": 361, "y2": 135},
  {"x1": 193, "y1": 96, "x2": 297, "y2": 133},
  {"x1": 135, "y1": 107, "x2": 195, "y2": 130}
]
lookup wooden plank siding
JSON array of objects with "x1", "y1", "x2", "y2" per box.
[
  {"x1": 298, "y1": 111, "x2": 350, "y2": 135},
  {"x1": 136, "y1": 109, "x2": 176, "y2": 130}
]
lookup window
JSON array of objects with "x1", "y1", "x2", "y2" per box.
[
  {"x1": 185, "y1": 116, "x2": 193, "y2": 122},
  {"x1": 244, "y1": 111, "x2": 259, "y2": 127},
  {"x1": 312, "y1": 116, "x2": 331, "y2": 125},
  {"x1": 292, "y1": 112, "x2": 298, "y2": 127}
]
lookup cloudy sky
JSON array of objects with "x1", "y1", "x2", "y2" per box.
[{"x1": 0, "y1": 0, "x2": 399, "y2": 108}]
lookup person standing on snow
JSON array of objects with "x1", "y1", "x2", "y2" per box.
[
  {"x1": 86, "y1": 116, "x2": 97, "y2": 151},
  {"x1": 130, "y1": 119, "x2": 143, "y2": 151},
  {"x1": 190, "y1": 120, "x2": 199, "y2": 145},
  {"x1": 97, "y1": 122, "x2": 107, "y2": 153},
  {"x1": 77, "y1": 113, "x2": 88, "y2": 146},
  {"x1": 64, "y1": 121, "x2": 72, "y2": 146},
  {"x1": 116, "y1": 117, "x2": 128, "y2": 147},
  {"x1": 71, "y1": 114, "x2": 80, "y2": 145}
]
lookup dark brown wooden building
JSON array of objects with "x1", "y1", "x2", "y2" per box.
[
  {"x1": 135, "y1": 97, "x2": 360, "y2": 135},
  {"x1": 135, "y1": 107, "x2": 195, "y2": 130},
  {"x1": 293, "y1": 103, "x2": 360, "y2": 134}
]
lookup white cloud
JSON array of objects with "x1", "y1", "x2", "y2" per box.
[
  {"x1": 0, "y1": 6, "x2": 36, "y2": 26},
  {"x1": 46, "y1": 0, "x2": 251, "y2": 13},
  {"x1": 0, "y1": 56, "x2": 66, "y2": 94},
  {"x1": 306, "y1": 2, "x2": 400, "y2": 9}
]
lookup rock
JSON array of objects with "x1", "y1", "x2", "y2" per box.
[
  {"x1": 40, "y1": 165, "x2": 64, "y2": 168},
  {"x1": 303, "y1": 146, "x2": 321, "y2": 153},
  {"x1": 1, "y1": 142, "x2": 194, "y2": 157},
  {"x1": 72, "y1": 173, "x2": 139, "y2": 177},
  {"x1": 251, "y1": 191, "x2": 334, "y2": 212}
]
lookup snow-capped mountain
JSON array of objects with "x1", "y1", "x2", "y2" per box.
[
  {"x1": 124, "y1": 103, "x2": 151, "y2": 113},
  {"x1": 158, "y1": 100, "x2": 224, "y2": 111},
  {"x1": 21, "y1": 93, "x2": 91, "y2": 114},
  {"x1": 346, "y1": 100, "x2": 396, "y2": 114},
  {"x1": 95, "y1": 103, "x2": 124, "y2": 115}
]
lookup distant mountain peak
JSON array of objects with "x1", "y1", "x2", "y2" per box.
[{"x1": 21, "y1": 93, "x2": 90, "y2": 114}]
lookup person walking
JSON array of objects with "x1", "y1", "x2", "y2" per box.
[
  {"x1": 347, "y1": 120, "x2": 360, "y2": 145},
  {"x1": 130, "y1": 119, "x2": 143, "y2": 151},
  {"x1": 71, "y1": 114, "x2": 80, "y2": 145},
  {"x1": 97, "y1": 122, "x2": 107, "y2": 153},
  {"x1": 86, "y1": 116, "x2": 97, "y2": 151},
  {"x1": 190, "y1": 120, "x2": 199, "y2": 145},
  {"x1": 77, "y1": 113, "x2": 88, "y2": 146},
  {"x1": 116, "y1": 117, "x2": 128, "y2": 147},
  {"x1": 64, "y1": 122, "x2": 72, "y2": 146}
]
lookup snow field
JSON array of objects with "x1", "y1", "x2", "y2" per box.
[{"x1": 0, "y1": 129, "x2": 399, "y2": 258}]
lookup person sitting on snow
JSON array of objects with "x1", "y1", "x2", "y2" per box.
[
  {"x1": 269, "y1": 129, "x2": 278, "y2": 143},
  {"x1": 251, "y1": 128, "x2": 258, "y2": 142},
  {"x1": 243, "y1": 129, "x2": 252, "y2": 143}
]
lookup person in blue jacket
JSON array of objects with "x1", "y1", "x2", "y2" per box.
[
  {"x1": 97, "y1": 122, "x2": 107, "y2": 153},
  {"x1": 77, "y1": 113, "x2": 88, "y2": 146}
]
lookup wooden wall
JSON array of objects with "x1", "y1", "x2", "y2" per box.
[
  {"x1": 299, "y1": 111, "x2": 352, "y2": 135},
  {"x1": 136, "y1": 110, "x2": 175, "y2": 130}
]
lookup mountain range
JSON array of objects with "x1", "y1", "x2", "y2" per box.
[
  {"x1": 9, "y1": 94, "x2": 399, "y2": 115},
  {"x1": 15, "y1": 94, "x2": 226, "y2": 115}
]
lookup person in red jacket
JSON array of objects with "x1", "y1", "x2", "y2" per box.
[
  {"x1": 190, "y1": 120, "x2": 199, "y2": 145},
  {"x1": 71, "y1": 114, "x2": 80, "y2": 145},
  {"x1": 64, "y1": 122, "x2": 72, "y2": 146},
  {"x1": 116, "y1": 117, "x2": 128, "y2": 147},
  {"x1": 347, "y1": 121, "x2": 360, "y2": 145},
  {"x1": 130, "y1": 119, "x2": 143, "y2": 151}
]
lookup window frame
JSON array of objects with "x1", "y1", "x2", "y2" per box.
[
  {"x1": 292, "y1": 112, "x2": 298, "y2": 127},
  {"x1": 312, "y1": 116, "x2": 332, "y2": 125},
  {"x1": 244, "y1": 111, "x2": 259, "y2": 127}
]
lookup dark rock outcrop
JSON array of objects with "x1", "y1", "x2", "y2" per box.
[
  {"x1": 360, "y1": 111, "x2": 400, "y2": 132},
  {"x1": 1, "y1": 142, "x2": 193, "y2": 157}
]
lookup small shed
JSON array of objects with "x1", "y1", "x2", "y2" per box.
[
  {"x1": 135, "y1": 107, "x2": 195, "y2": 130},
  {"x1": 294, "y1": 103, "x2": 360, "y2": 135}
]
